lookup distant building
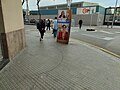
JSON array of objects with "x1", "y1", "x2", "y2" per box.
[
  {"x1": 29, "y1": 1, "x2": 105, "y2": 26},
  {"x1": 104, "y1": 7, "x2": 120, "y2": 25}
]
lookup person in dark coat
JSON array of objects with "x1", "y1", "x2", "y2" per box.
[
  {"x1": 43, "y1": 19, "x2": 46, "y2": 29},
  {"x1": 107, "y1": 22, "x2": 111, "y2": 28},
  {"x1": 79, "y1": 20, "x2": 83, "y2": 29},
  {"x1": 37, "y1": 19, "x2": 46, "y2": 41},
  {"x1": 46, "y1": 19, "x2": 51, "y2": 31},
  {"x1": 43, "y1": 19, "x2": 46, "y2": 30}
]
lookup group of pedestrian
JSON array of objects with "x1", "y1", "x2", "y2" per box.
[
  {"x1": 37, "y1": 17, "x2": 83, "y2": 41},
  {"x1": 37, "y1": 17, "x2": 58, "y2": 41}
]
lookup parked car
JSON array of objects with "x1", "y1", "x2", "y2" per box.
[{"x1": 30, "y1": 19, "x2": 36, "y2": 23}]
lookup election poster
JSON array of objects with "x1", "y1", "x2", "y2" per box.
[{"x1": 57, "y1": 10, "x2": 72, "y2": 44}]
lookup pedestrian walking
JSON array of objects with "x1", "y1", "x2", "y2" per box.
[
  {"x1": 46, "y1": 19, "x2": 51, "y2": 31},
  {"x1": 79, "y1": 20, "x2": 83, "y2": 29},
  {"x1": 53, "y1": 17, "x2": 58, "y2": 38},
  {"x1": 43, "y1": 19, "x2": 46, "y2": 29},
  {"x1": 37, "y1": 19, "x2": 46, "y2": 41},
  {"x1": 43, "y1": 19, "x2": 46, "y2": 30},
  {"x1": 107, "y1": 22, "x2": 110, "y2": 28}
]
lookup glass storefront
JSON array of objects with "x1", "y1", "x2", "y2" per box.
[{"x1": 104, "y1": 7, "x2": 120, "y2": 25}]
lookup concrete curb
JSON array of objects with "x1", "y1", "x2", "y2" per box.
[{"x1": 0, "y1": 59, "x2": 9, "y2": 70}]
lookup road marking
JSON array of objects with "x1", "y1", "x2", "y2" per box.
[
  {"x1": 70, "y1": 38, "x2": 120, "y2": 59},
  {"x1": 71, "y1": 30, "x2": 78, "y2": 32},
  {"x1": 103, "y1": 37, "x2": 114, "y2": 40},
  {"x1": 99, "y1": 30, "x2": 114, "y2": 34},
  {"x1": 81, "y1": 34, "x2": 100, "y2": 38},
  {"x1": 81, "y1": 33, "x2": 114, "y2": 40},
  {"x1": 115, "y1": 32, "x2": 120, "y2": 34}
]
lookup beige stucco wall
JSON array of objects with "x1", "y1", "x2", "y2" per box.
[
  {"x1": 0, "y1": 0, "x2": 26, "y2": 60},
  {"x1": 97, "y1": 14, "x2": 104, "y2": 26},
  {"x1": 0, "y1": 1, "x2": 5, "y2": 33},
  {"x1": 76, "y1": 14, "x2": 98, "y2": 26},
  {"x1": 1, "y1": 0, "x2": 24, "y2": 33}
]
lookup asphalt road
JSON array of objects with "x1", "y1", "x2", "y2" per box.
[{"x1": 71, "y1": 26, "x2": 120, "y2": 56}]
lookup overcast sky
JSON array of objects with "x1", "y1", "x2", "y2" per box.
[{"x1": 22, "y1": 0, "x2": 120, "y2": 10}]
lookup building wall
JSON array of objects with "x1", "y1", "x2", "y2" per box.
[
  {"x1": 29, "y1": 14, "x2": 99, "y2": 26},
  {"x1": 41, "y1": 9, "x2": 58, "y2": 15},
  {"x1": 29, "y1": 4, "x2": 105, "y2": 26},
  {"x1": 30, "y1": 8, "x2": 77, "y2": 15},
  {"x1": 29, "y1": 15, "x2": 57, "y2": 20},
  {"x1": 97, "y1": 14, "x2": 105, "y2": 26},
  {"x1": 76, "y1": 14, "x2": 98, "y2": 26},
  {"x1": 1, "y1": 0, "x2": 24, "y2": 33},
  {"x1": 103, "y1": 7, "x2": 120, "y2": 25},
  {"x1": 40, "y1": 2, "x2": 98, "y2": 10},
  {"x1": 83, "y1": 2, "x2": 98, "y2": 7},
  {"x1": 0, "y1": 1, "x2": 4, "y2": 33},
  {"x1": 0, "y1": 0, "x2": 26, "y2": 60},
  {"x1": 96, "y1": 6, "x2": 105, "y2": 14}
]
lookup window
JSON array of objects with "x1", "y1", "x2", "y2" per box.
[{"x1": 106, "y1": 8, "x2": 115, "y2": 14}]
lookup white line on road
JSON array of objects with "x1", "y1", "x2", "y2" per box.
[
  {"x1": 81, "y1": 34, "x2": 101, "y2": 39},
  {"x1": 103, "y1": 37, "x2": 114, "y2": 40},
  {"x1": 115, "y1": 32, "x2": 120, "y2": 34},
  {"x1": 81, "y1": 33, "x2": 114, "y2": 40},
  {"x1": 99, "y1": 30, "x2": 114, "y2": 34}
]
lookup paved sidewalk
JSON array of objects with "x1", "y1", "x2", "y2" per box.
[{"x1": 0, "y1": 25, "x2": 120, "y2": 90}]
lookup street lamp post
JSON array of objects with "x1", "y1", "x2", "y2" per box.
[
  {"x1": 37, "y1": 0, "x2": 41, "y2": 20},
  {"x1": 111, "y1": 0, "x2": 118, "y2": 28},
  {"x1": 66, "y1": 0, "x2": 72, "y2": 10},
  {"x1": 22, "y1": 0, "x2": 25, "y2": 5},
  {"x1": 26, "y1": 0, "x2": 30, "y2": 23}
]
